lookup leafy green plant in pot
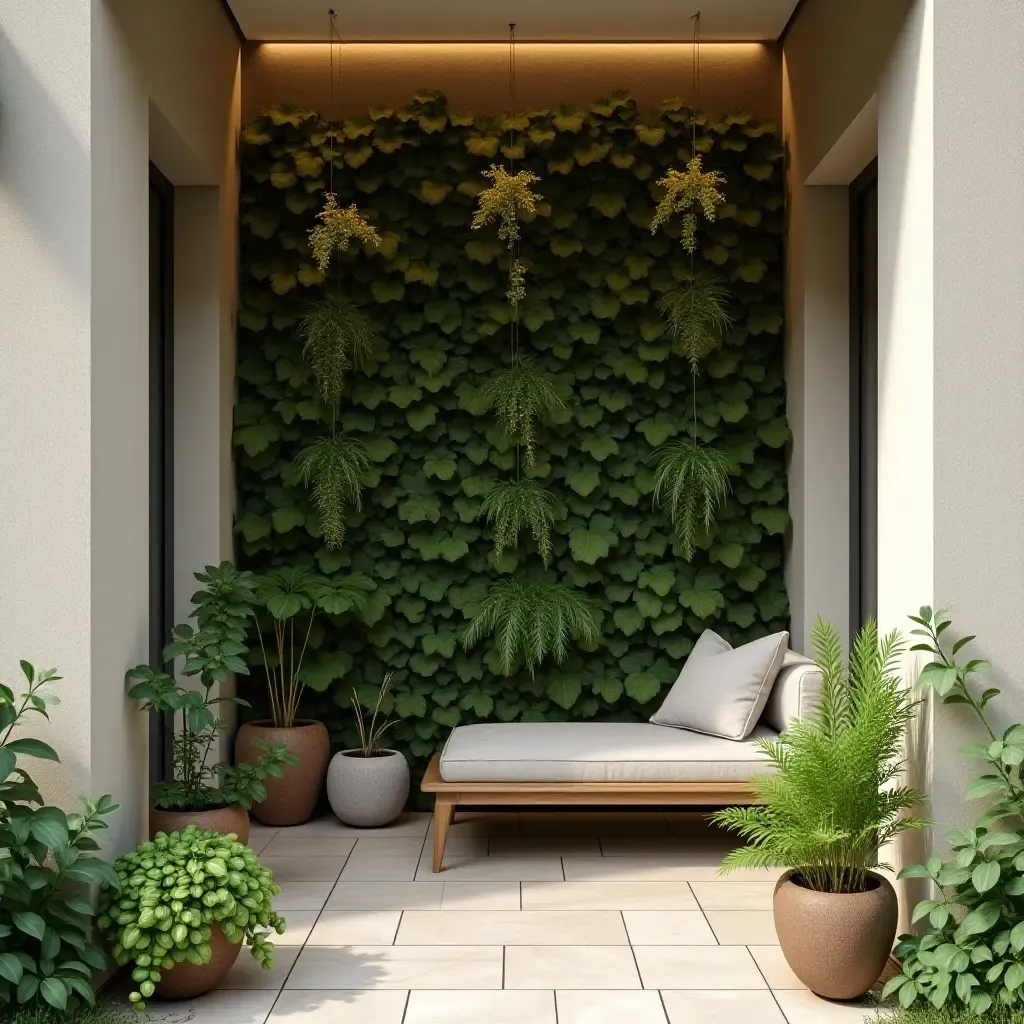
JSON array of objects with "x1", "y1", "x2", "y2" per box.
[
  {"x1": 326, "y1": 673, "x2": 410, "y2": 827},
  {"x1": 884, "y1": 609, "x2": 1024, "y2": 1017},
  {"x1": 127, "y1": 563, "x2": 298, "y2": 842},
  {"x1": 712, "y1": 617, "x2": 928, "y2": 1000},
  {"x1": 97, "y1": 825, "x2": 285, "y2": 1009},
  {"x1": 1, "y1": 661, "x2": 120, "y2": 1013},
  {"x1": 236, "y1": 566, "x2": 376, "y2": 826}
]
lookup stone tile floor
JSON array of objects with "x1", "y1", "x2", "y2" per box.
[{"x1": 141, "y1": 811, "x2": 889, "y2": 1024}]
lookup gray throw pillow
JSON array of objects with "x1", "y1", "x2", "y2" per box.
[{"x1": 650, "y1": 629, "x2": 790, "y2": 740}]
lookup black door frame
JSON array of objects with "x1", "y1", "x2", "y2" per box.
[
  {"x1": 849, "y1": 158, "x2": 878, "y2": 641},
  {"x1": 149, "y1": 163, "x2": 175, "y2": 782}
]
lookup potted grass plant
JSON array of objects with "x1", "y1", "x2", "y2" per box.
[
  {"x1": 235, "y1": 566, "x2": 375, "y2": 826},
  {"x1": 712, "y1": 617, "x2": 929, "y2": 1000},
  {"x1": 326, "y1": 673, "x2": 409, "y2": 827}
]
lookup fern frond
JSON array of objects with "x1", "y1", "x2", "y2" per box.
[
  {"x1": 649, "y1": 155, "x2": 727, "y2": 253},
  {"x1": 478, "y1": 481, "x2": 558, "y2": 566},
  {"x1": 294, "y1": 433, "x2": 370, "y2": 549},
  {"x1": 308, "y1": 193, "x2": 381, "y2": 274},
  {"x1": 472, "y1": 165, "x2": 542, "y2": 246},
  {"x1": 648, "y1": 439, "x2": 732, "y2": 559},
  {"x1": 659, "y1": 275, "x2": 733, "y2": 369},
  {"x1": 298, "y1": 294, "x2": 383, "y2": 407},
  {"x1": 714, "y1": 618, "x2": 927, "y2": 894},
  {"x1": 461, "y1": 577, "x2": 600, "y2": 676},
  {"x1": 481, "y1": 358, "x2": 566, "y2": 464}
]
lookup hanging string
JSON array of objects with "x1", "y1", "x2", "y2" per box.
[
  {"x1": 327, "y1": 8, "x2": 337, "y2": 196},
  {"x1": 508, "y1": 23, "x2": 521, "y2": 373}
]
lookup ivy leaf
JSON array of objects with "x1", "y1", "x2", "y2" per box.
[
  {"x1": 547, "y1": 676, "x2": 583, "y2": 710},
  {"x1": 569, "y1": 528, "x2": 614, "y2": 565},
  {"x1": 582, "y1": 436, "x2": 620, "y2": 462},
  {"x1": 424, "y1": 457, "x2": 457, "y2": 480},
  {"x1": 625, "y1": 671, "x2": 661, "y2": 704},
  {"x1": 752, "y1": 507, "x2": 790, "y2": 535},
  {"x1": 613, "y1": 607, "x2": 645, "y2": 636},
  {"x1": 397, "y1": 497, "x2": 441, "y2": 524},
  {"x1": 565, "y1": 466, "x2": 601, "y2": 496},
  {"x1": 638, "y1": 566, "x2": 675, "y2": 597}
]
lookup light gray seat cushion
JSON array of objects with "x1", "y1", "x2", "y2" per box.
[
  {"x1": 439, "y1": 722, "x2": 780, "y2": 784},
  {"x1": 762, "y1": 650, "x2": 824, "y2": 732}
]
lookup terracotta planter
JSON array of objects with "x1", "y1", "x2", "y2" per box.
[
  {"x1": 773, "y1": 869, "x2": 898, "y2": 1000},
  {"x1": 235, "y1": 719, "x2": 330, "y2": 826},
  {"x1": 327, "y1": 748, "x2": 410, "y2": 827},
  {"x1": 154, "y1": 925, "x2": 240, "y2": 1000},
  {"x1": 149, "y1": 804, "x2": 249, "y2": 844}
]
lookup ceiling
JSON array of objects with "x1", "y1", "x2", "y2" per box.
[{"x1": 225, "y1": 0, "x2": 801, "y2": 42}]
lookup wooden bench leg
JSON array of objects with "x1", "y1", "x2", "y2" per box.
[{"x1": 432, "y1": 797, "x2": 454, "y2": 873}]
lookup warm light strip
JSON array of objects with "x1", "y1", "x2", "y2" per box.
[{"x1": 255, "y1": 42, "x2": 771, "y2": 54}]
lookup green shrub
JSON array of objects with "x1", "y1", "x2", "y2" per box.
[
  {"x1": 1, "y1": 661, "x2": 119, "y2": 1012},
  {"x1": 0, "y1": 1004, "x2": 137, "y2": 1024},
  {"x1": 874, "y1": 1005, "x2": 1024, "y2": 1023},
  {"x1": 97, "y1": 826, "x2": 285, "y2": 1011}
]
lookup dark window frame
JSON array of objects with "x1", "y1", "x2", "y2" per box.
[
  {"x1": 849, "y1": 157, "x2": 878, "y2": 641},
  {"x1": 149, "y1": 163, "x2": 175, "y2": 783}
]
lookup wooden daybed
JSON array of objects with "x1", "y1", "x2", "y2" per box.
[{"x1": 421, "y1": 653, "x2": 822, "y2": 872}]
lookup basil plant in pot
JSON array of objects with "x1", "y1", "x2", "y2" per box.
[
  {"x1": 128, "y1": 564, "x2": 297, "y2": 842},
  {"x1": 713, "y1": 617, "x2": 929, "y2": 1000},
  {"x1": 235, "y1": 566, "x2": 376, "y2": 827},
  {"x1": 327, "y1": 673, "x2": 410, "y2": 827}
]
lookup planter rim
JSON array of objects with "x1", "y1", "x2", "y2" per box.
[
  {"x1": 337, "y1": 747, "x2": 402, "y2": 759},
  {"x1": 150, "y1": 801, "x2": 245, "y2": 814},
  {"x1": 777, "y1": 867, "x2": 891, "y2": 897},
  {"x1": 242, "y1": 718, "x2": 325, "y2": 730}
]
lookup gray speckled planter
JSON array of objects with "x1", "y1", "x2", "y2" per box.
[{"x1": 327, "y1": 748, "x2": 410, "y2": 827}]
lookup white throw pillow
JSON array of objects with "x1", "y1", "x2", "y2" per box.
[{"x1": 650, "y1": 629, "x2": 790, "y2": 740}]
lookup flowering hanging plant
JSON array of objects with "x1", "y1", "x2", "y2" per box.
[
  {"x1": 308, "y1": 193, "x2": 381, "y2": 273},
  {"x1": 473, "y1": 165, "x2": 542, "y2": 304},
  {"x1": 650, "y1": 155, "x2": 727, "y2": 253}
]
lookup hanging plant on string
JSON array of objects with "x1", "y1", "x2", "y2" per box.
[
  {"x1": 297, "y1": 9, "x2": 386, "y2": 550},
  {"x1": 647, "y1": 11, "x2": 734, "y2": 560},
  {"x1": 463, "y1": 23, "x2": 599, "y2": 675}
]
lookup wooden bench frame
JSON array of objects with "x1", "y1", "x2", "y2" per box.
[{"x1": 421, "y1": 754, "x2": 762, "y2": 872}]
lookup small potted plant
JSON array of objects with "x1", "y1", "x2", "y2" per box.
[
  {"x1": 712, "y1": 617, "x2": 929, "y2": 1000},
  {"x1": 235, "y1": 566, "x2": 375, "y2": 826},
  {"x1": 327, "y1": 673, "x2": 409, "y2": 827},
  {"x1": 97, "y1": 825, "x2": 285, "y2": 1009},
  {"x1": 127, "y1": 564, "x2": 297, "y2": 841}
]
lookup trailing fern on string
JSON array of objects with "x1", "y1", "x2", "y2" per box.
[
  {"x1": 658, "y1": 273, "x2": 733, "y2": 369},
  {"x1": 462, "y1": 577, "x2": 601, "y2": 677},
  {"x1": 465, "y1": 23, "x2": 597, "y2": 671},
  {"x1": 296, "y1": 11, "x2": 385, "y2": 549}
]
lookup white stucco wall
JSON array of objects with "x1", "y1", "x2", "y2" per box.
[{"x1": 0, "y1": 0, "x2": 239, "y2": 855}]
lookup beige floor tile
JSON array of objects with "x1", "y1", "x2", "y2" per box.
[
  {"x1": 489, "y1": 836, "x2": 602, "y2": 857},
  {"x1": 633, "y1": 946, "x2": 767, "y2": 990},
  {"x1": 440, "y1": 881, "x2": 521, "y2": 910},
  {"x1": 522, "y1": 881, "x2": 698, "y2": 911},
  {"x1": 220, "y1": 945, "x2": 300, "y2": 989},
  {"x1": 247, "y1": 827, "x2": 279, "y2": 857},
  {"x1": 691, "y1": 881, "x2": 778, "y2": 911},
  {"x1": 275, "y1": 911, "x2": 319, "y2": 946},
  {"x1": 325, "y1": 881, "x2": 443, "y2": 911},
  {"x1": 280, "y1": 813, "x2": 430, "y2": 838},
  {"x1": 706, "y1": 911, "x2": 779, "y2": 945},
  {"x1": 267, "y1": 990, "x2": 408, "y2": 1023},
  {"x1": 348, "y1": 837, "x2": 426, "y2": 857},
  {"x1": 504, "y1": 945, "x2": 641, "y2": 989},
  {"x1": 662, "y1": 989, "x2": 787, "y2": 1023},
  {"x1": 417, "y1": 855, "x2": 563, "y2": 881},
  {"x1": 142, "y1": 989, "x2": 277, "y2": 1024},
  {"x1": 404, "y1": 989, "x2": 556, "y2": 1024},
  {"x1": 519, "y1": 811, "x2": 670, "y2": 837},
  {"x1": 599, "y1": 837, "x2": 725, "y2": 857},
  {"x1": 396, "y1": 909, "x2": 628, "y2": 945},
  {"x1": 261, "y1": 855, "x2": 347, "y2": 882},
  {"x1": 428, "y1": 811, "x2": 520, "y2": 837},
  {"x1": 262, "y1": 837, "x2": 356, "y2": 858},
  {"x1": 773, "y1": 989, "x2": 885, "y2": 1023},
  {"x1": 307, "y1": 911, "x2": 403, "y2": 945},
  {"x1": 284, "y1": 944, "x2": 503, "y2": 989},
  {"x1": 340, "y1": 856, "x2": 418, "y2": 881},
  {"x1": 563, "y1": 857, "x2": 708, "y2": 882},
  {"x1": 747, "y1": 946, "x2": 805, "y2": 989},
  {"x1": 556, "y1": 989, "x2": 668, "y2": 1024},
  {"x1": 273, "y1": 880, "x2": 335, "y2": 911},
  {"x1": 622, "y1": 910, "x2": 718, "y2": 945}
]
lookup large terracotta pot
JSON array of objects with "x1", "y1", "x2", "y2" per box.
[
  {"x1": 773, "y1": 869, "x2": 898, "y2": 1000},
  {"x1": 154, "y1": 925, "x2": 241, "y2": 1000},
  {"x1": 235, "y1": 719, "x2": 330, "y2": 827},
  {"x1": 149, "y1": 804, "x2": 249, "y2": 844},
  {"x1": 326, "y1": 748, "x2": 410, "y2": 827}
]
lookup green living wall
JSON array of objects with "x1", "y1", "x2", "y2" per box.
[{"x1": 234, "y1": 90, "x2": 789, "y2": 788}]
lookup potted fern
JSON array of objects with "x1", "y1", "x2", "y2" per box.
[
  {"x1": 236, "y1": 567, "x2": 375, "y2": 827},
  {"x1": 326, "y1": 673, "x2": 409, "y2": 827},
  {"x1": 712, "y1": 617, "x2": 928, "y2": 1000}
]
